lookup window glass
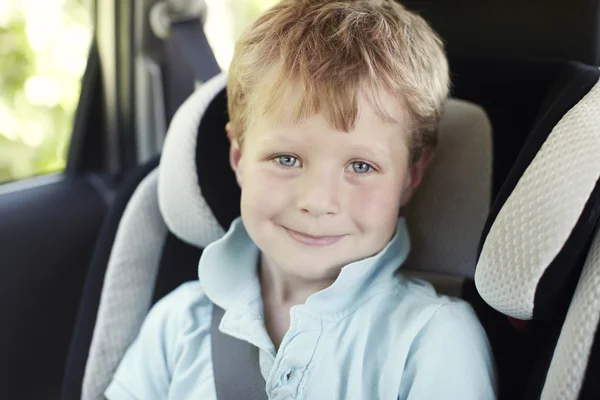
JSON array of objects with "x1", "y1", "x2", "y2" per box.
[
  {"x1": 204, "y1": 0, "x2": 281, "y2": 71},
  {"x1": 0, "y1": 0, "x2": 92, "y2": 184}
]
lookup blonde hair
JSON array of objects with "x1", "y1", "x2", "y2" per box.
[{"x1": 227, "y1": 0, "x2": 450, "y2": 162}]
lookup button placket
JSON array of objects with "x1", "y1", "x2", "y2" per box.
[
  {"x1": 268, "y1": 333, "x2": 298, "y2": 393},
  {"x1": 268, "y1": 307, "x2": 323, "y2": 398}
]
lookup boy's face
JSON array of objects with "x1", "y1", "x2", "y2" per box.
[{"x1": 227, "y1": 91, "x2": 431, "y2": 282}]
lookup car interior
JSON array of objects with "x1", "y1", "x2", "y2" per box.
[{"x1": 1, "y1": 0, "x2": 599, "y2": 399}]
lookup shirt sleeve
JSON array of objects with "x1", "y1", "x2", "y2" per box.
[
  {"x1": 104, "y1": 282, "x2": 203, "y2": 400},
  {"x1": 398, "y1": 301, "x2": 497, "y2": 400}
]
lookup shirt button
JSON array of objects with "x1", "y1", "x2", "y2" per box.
[{"x1": 281, "y1": 368, "x2": 294, "y2": 384}]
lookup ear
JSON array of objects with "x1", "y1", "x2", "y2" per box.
[
  {"x1": 399, "y1": 149, "x2": 435, "y2": 207},
  {"x1": 226, "y1": 122, "x2": 243, "y2": 187}
]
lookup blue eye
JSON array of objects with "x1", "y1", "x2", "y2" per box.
[
  {"x1": 351, "y1": 161, "x2": 372, "y2": 174},
  {"x1": 276, "y1": 155, "x2": 300, "y2": 167}
]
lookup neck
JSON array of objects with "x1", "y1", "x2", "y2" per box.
[{"x1": 259, "y1": 254, "x2": 337, "y2": 307}]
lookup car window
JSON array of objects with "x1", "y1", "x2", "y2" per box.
[
  {"x1": 0, "y1": 0, "x2": 92, "y2": 184},
  {"x1": 204, "y1": 0, "x2": 280, "y2": 71}
]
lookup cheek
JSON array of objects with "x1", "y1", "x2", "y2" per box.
[
  {"x1": 240, "y1": 167, "x2": 293, "y2": 219},
  {"x1": 347, "y1": 179, "x2": 403, "y2": 224}
]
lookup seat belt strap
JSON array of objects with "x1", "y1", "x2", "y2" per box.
[
  {"x1": 211, "y1": 304, "x2": 268, "y2": 400},
  {"x1": 165, "y1": 18, "x2": 221, "y2": 122}
]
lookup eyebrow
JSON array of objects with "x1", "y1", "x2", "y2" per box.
[{"x1": 349, "y1": 144, "x2": 391, "y2": 161}]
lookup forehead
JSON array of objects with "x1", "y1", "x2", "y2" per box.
[
  {"x1": 249, "y1": 81, "x2": 410, "y2": 138},
  {"x1": 273, "y1": 75, "x2": 404, "y2": 116}
]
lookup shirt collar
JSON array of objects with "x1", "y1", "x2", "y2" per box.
[{"x1": 199, "y1": 217, "x2": 411, "y2": 315}]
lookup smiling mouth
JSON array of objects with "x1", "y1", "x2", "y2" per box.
[{"x1": 284, "y1": 227, "x2": 346, "y2": 246}]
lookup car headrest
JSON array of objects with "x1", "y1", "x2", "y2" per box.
[
  {"x1": 404, "y1": 0, "x2": 600, "y2": 66},
  {"x1": 402, "y1": 100, "x2": 491, "y2": 278},
  {"x1": 158, "y1": 73, "x2": 493, "y2": 279},
  {"x1": 475, "y1": 69, "x2": 600, "y2": 321}
]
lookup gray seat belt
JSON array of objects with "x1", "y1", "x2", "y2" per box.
[
  {"x1": 211, "y1": 304, "x2": 268, "y2": 400},
  {"x1": 165, "y1": 17, "x2": 221, "y2": 122}
]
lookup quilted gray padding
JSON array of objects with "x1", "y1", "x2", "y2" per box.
[
  {"x1": 82, "y1": 170, "x2": 168, "y2": 400},
  {"x1": 475, "y1": 74, "x2": 600, "y2": 320},
  {"x1": 541, "y1": 228, "x2": 600, "y2": 400}
]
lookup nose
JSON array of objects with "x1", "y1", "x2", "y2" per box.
[{"x1": 296, "y1": 168, "x2": 341, "y2": 217}]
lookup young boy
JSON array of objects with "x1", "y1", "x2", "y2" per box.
[{"x1": 106, "y1": 0, "x2": 496, "y2": 399}]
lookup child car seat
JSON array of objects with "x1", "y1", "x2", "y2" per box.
[
  {"x1": 63, "y1": 71, "x2": 495, "y2": 400},
  {"x1": 62, "y1": 55, "x2": 600, "y2": 399}
]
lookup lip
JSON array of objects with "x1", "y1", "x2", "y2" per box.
[{"x1": 284, "y1": 227, "x2": 346, "y2": 246}]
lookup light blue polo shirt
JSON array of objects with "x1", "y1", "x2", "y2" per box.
[{"x1": 106, "y1": 217, "x2": 496, "y2": 400}]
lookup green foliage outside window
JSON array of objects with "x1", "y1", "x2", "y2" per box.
[
  {"x1": 0, "y1": 0, "x2": 91, "y2": 184},
  {"x1": 0, "y1": 0, "x2": 278, "y2": 184}
]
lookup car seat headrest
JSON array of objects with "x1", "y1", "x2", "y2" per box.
[
  {"x1": 158, "y1": 73, "x2": 494, "y2": 280},
  {"x1": 158, "y1": 74, "x2": 228, "y2": 248},
  {"x1": 402, "y1": 100, "x2": 492, "y2": 278},
  {"x1": 475, "y1": 70, "x2": 600, "y2": 321}
]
